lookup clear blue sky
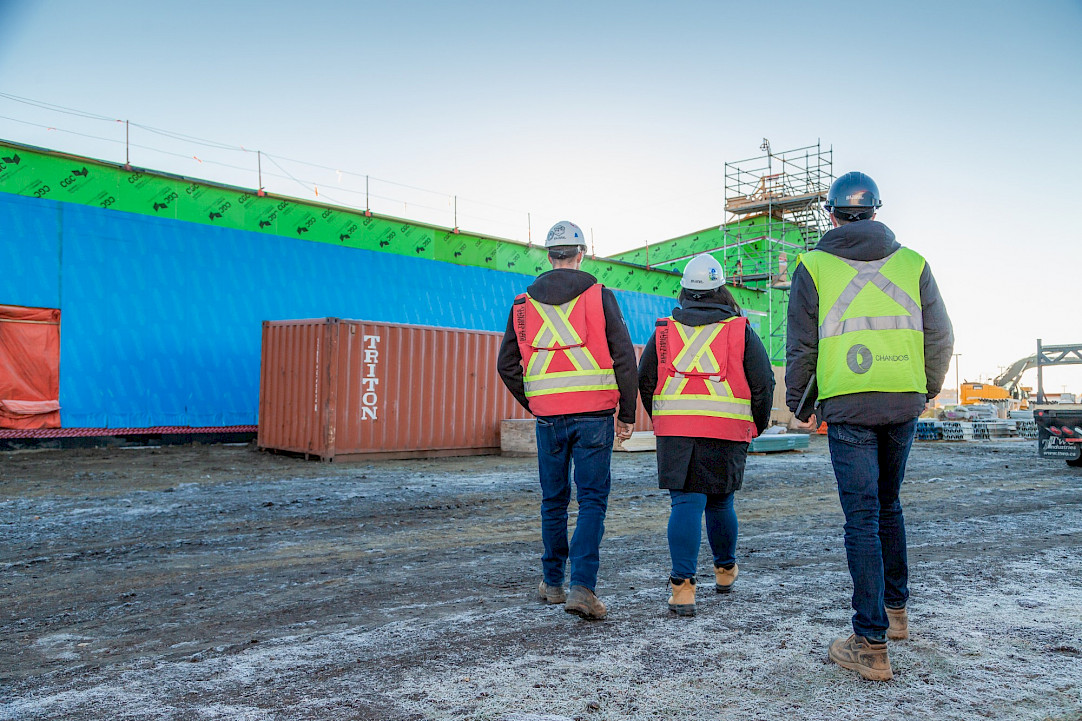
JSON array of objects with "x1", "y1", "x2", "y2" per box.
[{"x1": 3, "y1": 0, "x2": 1081, "y2": 392}]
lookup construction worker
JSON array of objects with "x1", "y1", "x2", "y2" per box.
[
  {"x1": 637, "y1": 253, "x2": 774, "y2": 616},
  {"x1": 497, "y1": 220, "x2": 638, "y2": 621},
  {"x1": 785, "y1": 172, "x2": 954, "y2": 680}
]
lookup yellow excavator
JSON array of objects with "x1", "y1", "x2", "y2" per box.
[{"x1": 959, "y1": 353, "x2": 1036, "y2": 409}]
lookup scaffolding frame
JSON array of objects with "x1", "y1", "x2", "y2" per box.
[{"x1": 722, "y1": 141, "x2": 833, "y2": 363}]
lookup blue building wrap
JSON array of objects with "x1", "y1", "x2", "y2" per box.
[{"x1": 3, "y1": 192, "x2": 677, "y2": 428}]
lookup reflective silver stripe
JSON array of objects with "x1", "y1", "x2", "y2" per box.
[
  {"x1": 824, "y1": 314, "x2": 922, "y2": 336},
  {"x1": 529, "y1": 346, "x2": 595, "y2": 376},
  {"x1": 653, "y1": 397, "x2": 753, "y2": 416},
  {"x1": 672, "y1": 324, "x2": 720, "y2": 374},
  {"x1": 819, "y1": 253, "x2": 923, "y2": 339},
  {"x1": 530, "y1": 299, "x2": 582, "y2": 349},
  {"x1": 524, "y1": 371, "x2": 618, "y2": 392}
]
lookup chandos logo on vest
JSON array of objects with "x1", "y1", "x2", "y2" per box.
[{"x1": 846, "y1": 343, "x2": 873, "y2": 374}]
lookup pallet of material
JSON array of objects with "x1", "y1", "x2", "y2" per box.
[
  {"x1": 750, "y1": 433, "x2": 810, "y2": 453},
  {"x1": 972, "y1": 419, "x2": 1013, "y2": 440},
  {"x1": 917, "y1": 420, "x2": 944, "y2": 441}
]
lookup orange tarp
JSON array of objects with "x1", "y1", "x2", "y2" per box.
[{"x1": 0, "y1": 304, "x2": 61, "y2": 429}]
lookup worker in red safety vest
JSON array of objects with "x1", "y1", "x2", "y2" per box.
[
  {"x1": 638, "y1": 253, "x2": 774, "y2": 617},
  {"x1": 498, "y1": 220, "x2": 638, "y2": 621}
]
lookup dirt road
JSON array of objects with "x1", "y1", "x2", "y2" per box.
[{"x1": 1, "y1": 437, "x2": 1080, "y2": 720}]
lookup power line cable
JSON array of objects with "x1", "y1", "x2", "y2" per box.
[
  {"x1": 0, "y1": 92, "x2": 120, "y2": 122},
  {"x1": 0, "y1": 115, "x2": 125, "y2": 146},
  {"x1": 0, "y1": 92, "x2": 535, "y2": 230},
  {"x1": 129, "y1": 122, "x2": 252, "y2": 153}
]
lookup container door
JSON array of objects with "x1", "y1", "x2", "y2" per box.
[{"x1": 0, "y1": 304, "x2": 61, "y2": 429}]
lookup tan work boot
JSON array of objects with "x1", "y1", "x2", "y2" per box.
[
  {"x1": 828, "y1": 634, "x2": 893, "y2": 681},
  {"x1": 564, "y1": 585, "x2": 607, "y2": 620},
  {"x1": 538, "y1": 580, "x2": 566, "y2": 604},
  {"x1": 668, "y1": 577, "x2": 696, "y2": 616},
  {"x1": 714, "y1": 563, "x2": 739, "y2": 593},
  {"x1": 886, "y1": 606, "x2": 909, "y2": 640}
]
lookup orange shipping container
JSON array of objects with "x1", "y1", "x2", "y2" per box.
[{"x1": 258, "y1": 318, "x2": 652, "y2": 461}]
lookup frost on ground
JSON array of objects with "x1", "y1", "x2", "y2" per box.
[{"x1": 0, "y1": 440, "x2": 1080, "y2": 720}]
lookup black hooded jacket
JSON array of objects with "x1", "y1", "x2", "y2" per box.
[
  {"x1": 638, "y1": 300, "x2": 775, "y2": 494},
  {"x1": 785, "y1": 220, "x2": 954, "y2": 426},
  {"x1": 497, "y1": 268, "x2": 639, "y2": 424}
]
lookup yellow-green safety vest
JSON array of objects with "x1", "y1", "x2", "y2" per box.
[{"x1": 797, "y1": 247, "x2": 927, "y2": 400}]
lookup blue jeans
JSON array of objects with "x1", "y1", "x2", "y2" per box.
[
  {"x1": 827, "y1": 418, "x2": 917, "y2": 642},
  {"x1": 667, "y1": 490, "x2": 737, "y2": 580},
  {"x1": 535, "y1": 415, "x2": 614, "y2": 591}
]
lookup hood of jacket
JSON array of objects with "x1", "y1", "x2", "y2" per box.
[
  {"x1": 814, "y1": 219, "x2": 900, "y2": 261},
  {"x1": 526, "y1": 268, "x2": 598, "y2": 305},
  {"x1": 672, "y1": 300, "x2": 738, "y2": 327}
]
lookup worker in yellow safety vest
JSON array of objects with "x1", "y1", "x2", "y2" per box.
[
  {"x1": 785, "y1": 171, "x2": 954, "y2": 681},
  {"x1": 498, "y1": 220, "x2": 638, "y2": 621}
]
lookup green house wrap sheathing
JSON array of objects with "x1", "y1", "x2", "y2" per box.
[
  {"x1": 0, "y1": 140, "x2": 785, "y2": 356},
  {"x1": 610, "y1": 216, "x2": 805, "y2": 272},
  {"x1": 0, "y1": 141, "x2": 687, "y2": 297}
]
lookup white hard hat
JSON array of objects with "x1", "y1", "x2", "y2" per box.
[
  {"x1": 681, "y1": 253, "x2": 725, "y2": 290},
  {"x1": 545, "y1": 220, "x2": 587, "y2": 248}
]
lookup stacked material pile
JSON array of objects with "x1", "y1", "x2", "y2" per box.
[
  {"x1": 942, "y1": 421, "x2": 966, "y2": 441},
  {"x1": 916, "y1": 420, "x2": 944, "y2": 441},
  {"x1": 972, "y1": 419, "x2": 1014, "y2": 440}
]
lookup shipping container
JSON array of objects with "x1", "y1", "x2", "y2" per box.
[{"x1": 259, "y1": 318, "x2": 655, "y2": 461}]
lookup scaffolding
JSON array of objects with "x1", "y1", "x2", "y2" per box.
[{"x1": 722, "y1": 140, "x2": 833, "y2": 363}]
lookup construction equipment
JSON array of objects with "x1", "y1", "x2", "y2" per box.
[
  {"x1": 1031, "y1": 339, "x2": 1082, "y2": 467},
  {"x1": 959, "y1": 352, "x2": 1040, "y2": 410},
  {"x1": 960, "y1": 381, "x2": 1020, "y2": 407}
]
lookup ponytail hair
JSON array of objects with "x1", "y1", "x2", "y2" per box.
[{"x1": 678, "y1": 286, "x2": 741, "y2": 314}]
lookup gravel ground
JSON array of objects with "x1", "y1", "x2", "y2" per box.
[{"x1": 1, "y1": 436, "x2": 1080, "y2": 720}]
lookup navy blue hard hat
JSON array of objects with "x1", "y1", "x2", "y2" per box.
[{"x1": 825, "y1": 172, "x2": 883, "y2": 218}]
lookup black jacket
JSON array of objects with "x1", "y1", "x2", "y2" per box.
[
  {"x1": 785, "y1": 220, "x2": 954, "y2": 426},
  {"x1": 638, "y1": 301, "x2": 775, "y2": 494},
  {"x1": 497, "y1": 269, "x2": 639, "y2": 424}
]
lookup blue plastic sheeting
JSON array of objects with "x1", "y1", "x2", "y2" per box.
[{"x1": 2, "y1": 192, "x2": 677, "y2": 428}]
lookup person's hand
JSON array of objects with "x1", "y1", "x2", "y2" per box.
[
  {"x1": 794, "y1": 413, "x2": 818, "y2": 431},
  {"x1": 615, "y1": 421, "x2": 634, "y2": 440}
]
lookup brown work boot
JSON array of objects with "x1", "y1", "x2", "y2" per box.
[
  {"x1": 714, "y1": 562, "x2": 739, "y2": 593},
  {"x1": 564, "y1": 585, "x2": 607, "y2": 620},
  {"x1": 538, "y1": 580, "x2": 566, "y2": 604},
  {"x1": 668, "y1": 577, "x2": 696, "y2": 616},
  {"x1": 886, "y1": 606, "x2": 909, "y2": 640},
  {"x1": 828, "y1": 634, "x2": 893, "y2": 681}
]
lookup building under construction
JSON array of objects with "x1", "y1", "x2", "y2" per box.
[
  {"x1": 2, "y1": 137, "x2": 832, "y2": 449},
  {"x1": 610, "y1": 141, "x2": 833, "y2": 364}
]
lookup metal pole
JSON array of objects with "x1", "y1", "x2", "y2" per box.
[
  {"x1": 954, "y1": 352, "x2": 962, "y2": 404},
  {"x1": 1036, "y1": 339, "x2": 1044, "y2": 404},
  {"x1": 124, "y1": 120, "x2": 130, "y2": 169},
  {"x1": 454, "y1": 196, "x2": 458, "y2": 230},
  {"x1": 257, "y1": 151, "x2": 263, "y2": 195},
  {"x1": 527, "y1": 213, "x2": 531, "y2": 246},
  {"x1": 366, "y1": 176, "x2": 370, "y2": 212}
]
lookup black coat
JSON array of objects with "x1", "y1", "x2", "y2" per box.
[
  {"x1": 638, "y1": 301, "x2": 775, "y2": 495},
  {"x1": 497, "y1": 268, "x2": 639, "y2": 424},
  {"x1": 784, "y1": 220, "x2": 954, "y2": 425}
]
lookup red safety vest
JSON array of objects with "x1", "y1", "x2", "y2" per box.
[
  {"x1": 513, "y1": 283, "x2": 620, "y2": 416},
  {"x1": 652, "y1": 315, "x2": 757, "y2": 442}
]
